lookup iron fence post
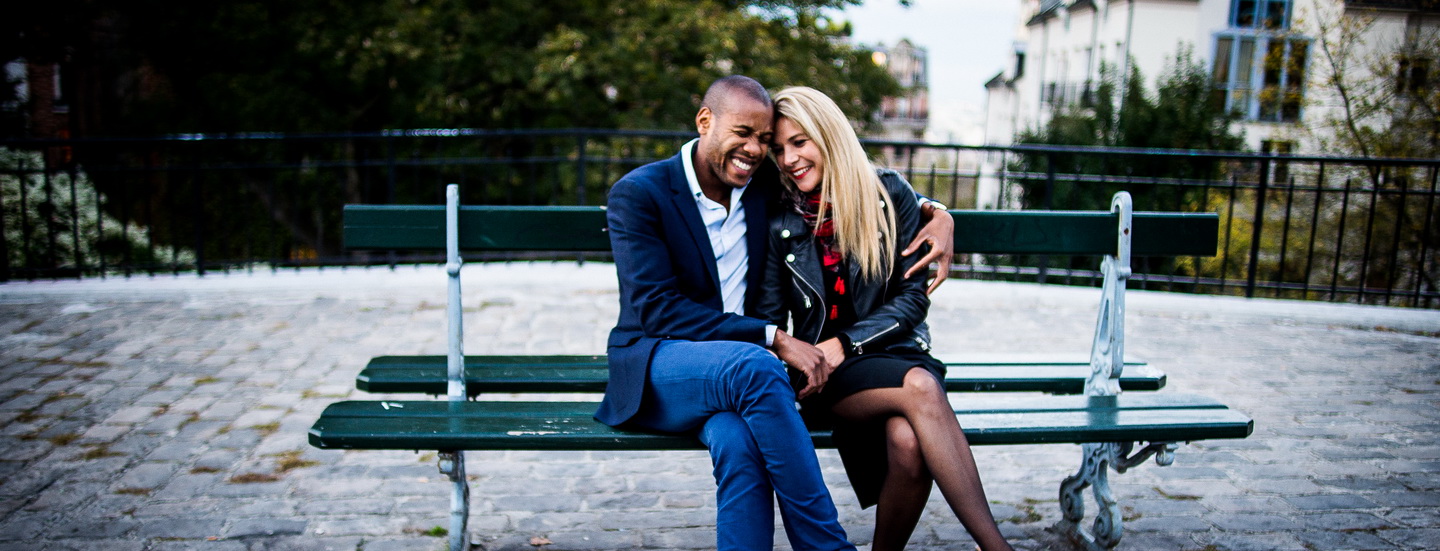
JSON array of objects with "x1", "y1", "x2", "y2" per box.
[
  {"x1": 43, "y1": 169, "x2": 58, "y2": 271},
  {"x1": 19, "y1": 158, "x2": 33, "y2": 278},
  {"x1": 386, "y1": 134, "x2": 397, "y2": 203},
  {"x1": 1415, "y1": 166, "x2": 1438, "y2": 307},
  {"x1": 1330, "y1": 178, "x2": 1353, "y2": 301},
  {"x1": 1359, "y1": 169, "x2": 1382, "y2": 304},
  {"x1": 1039, "y1": 152, "x2": 1056, "y2": 284},
  {"x1": 67, "y1": 167, "x2": 82, "y2": 275},
  {"x1": 1301, "y1": 162, "x2": 1325, "y2": 300},
  {"x1": 1245, "y1": 158, "x2": 1271, "y2": 298},
  {"x1": 121, "y1": 171, "x2": 132, "y2": 278},
  {"x1": 1220, "y1": 176, "x2": 1237, "y2": 295},
  {"x1": 576, "y1": 134, "x2": 588, "y2": 206},
  {"x1": 1278, "y1": 171, "x2": 1295, "y2": 298},
  {"x1": 1385, "y1": 176, "x2": 1409, "y2": 306},
  {"x1": 193, "y1": 178, "x2": 205, "y2": 277},
  {"x1": 0, "y1": 167, "x2": 8, "y2": 283},
  {"x1": 96, "y1": 162, "x2": 106, "y2": 279}
]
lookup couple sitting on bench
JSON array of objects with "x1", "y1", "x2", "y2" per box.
[{"x1": 599, "y1": 76, "x2": 1014, "y2": 551}]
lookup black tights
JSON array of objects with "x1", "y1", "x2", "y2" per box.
[{"x1": 831, "y1": 368, "x2": 1014, "y2": 551}]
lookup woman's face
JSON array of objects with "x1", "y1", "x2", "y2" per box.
[{"x1": 772, "y1": 116, "x2": 824, "y2": 194}]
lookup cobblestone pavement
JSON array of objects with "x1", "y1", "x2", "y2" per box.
[{"x1": 0, "y1": 263, "x2": 1437, "y2": 551}]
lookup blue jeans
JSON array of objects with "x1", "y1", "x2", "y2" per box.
[{"x1": 631, "y1": 340, "x2": 854, "y2": 551}]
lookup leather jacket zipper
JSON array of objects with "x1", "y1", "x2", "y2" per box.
[
  {"x1": 785, "y1": 260, "x2": 826, "y2": 344},
  {"x1": 851, "y1": 321, "x2": 900, "y2": 355}
]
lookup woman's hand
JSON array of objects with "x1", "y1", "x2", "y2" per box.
[{"x1": 816, "y1": 338, "x2": 846, "y2": 372}]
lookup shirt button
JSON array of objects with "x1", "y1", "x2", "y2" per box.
[
  {"x1": 781, "y1": 229, "x2": 791, "y2": 238},
  {"x1": 786, "y1": 254, "x2": 796, "y2": 263}
]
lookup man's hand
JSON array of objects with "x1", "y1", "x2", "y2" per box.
[
  {"x1": 902, "y1": 204, "x2": 954, "y2": 295},
  {"x1": 772, "y1": 329, "x2": 832, "y2": 399}
]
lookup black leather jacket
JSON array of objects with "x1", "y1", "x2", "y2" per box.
[{"x1": 755, "y1": 169, "x2": 932, "y2": 356}]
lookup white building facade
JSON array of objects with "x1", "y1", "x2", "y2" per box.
[{"x1": 984, "y1": 0, "x2": 1439, "y2": 155}]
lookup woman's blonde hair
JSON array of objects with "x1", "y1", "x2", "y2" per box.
[{"x1": 772, "y1": 86, "x2": 897, "y2": 281}]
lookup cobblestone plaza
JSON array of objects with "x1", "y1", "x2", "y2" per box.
[{"x1": 1, "y1": 264, "x2": 1437, "y2": 550}]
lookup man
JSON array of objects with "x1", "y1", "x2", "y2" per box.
[{"x1": 597, "y1": 75, "x2": 953, "y2": 550}]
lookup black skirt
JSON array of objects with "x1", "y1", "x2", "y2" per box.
[{"x1": 799, "y1": 350, "x2": 946, "y2": 509}]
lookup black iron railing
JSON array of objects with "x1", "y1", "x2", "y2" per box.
[{"x1": 2, "y1": 130, "x2": 1436, "y2": 308}]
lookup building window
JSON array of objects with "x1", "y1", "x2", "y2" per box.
[
  {"x1": 1398, "y1": 55, "x2": 1431, "y2": 95},
  {"x1": 2, "y1": 60, "x2": 26, "y2": 112},
  {"x1": 1231, "y1": 0, "x2": 1291, "y2": 30},
  {"x1": 1212, "y1": 33, "x2": 1309, "y2": 122},
  {"x1": 51, "y1": 63, "x2": 68, "y2": 114}
]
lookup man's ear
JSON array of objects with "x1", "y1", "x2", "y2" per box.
[{"x1": 695, "y1": 107, "x2": 713, "y2": 136}]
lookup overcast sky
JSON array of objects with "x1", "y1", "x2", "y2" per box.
[{"x1": 830, "y1": 0, "x2": 1024, "y2": 144}]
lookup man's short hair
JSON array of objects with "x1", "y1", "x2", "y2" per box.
[{"x1": 701, "y1": 75, "x2": 772, "y2": 116}]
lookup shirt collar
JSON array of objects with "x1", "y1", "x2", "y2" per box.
[{"x1": 681, "y1": 138, "x2": 746, "y2": 206}]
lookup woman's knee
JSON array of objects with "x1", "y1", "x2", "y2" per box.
[
  {"x1": 900, "y1": 368, "x2": 948, "y2": 410},
  {"x1": 885, "y1": 417, "x2": 927, "y2": 481}
]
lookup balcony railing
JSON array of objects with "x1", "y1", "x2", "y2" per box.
[
  {"x1": 1041, "y1": 80, "x2": 1096, "y2": 108},
  {"x1": 3, "y1": 130, "x2": 1436, "y2": 308}
]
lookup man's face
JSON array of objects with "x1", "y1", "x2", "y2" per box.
[{"x1": 695, "y1": 96, "x2": 773, "y2": 190}]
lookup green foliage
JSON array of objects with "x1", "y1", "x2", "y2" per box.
[
  {"x1": 1, "y1": 148, "x2": 193, "y2": 276},
  {"x1": 1008, "y1": 50, "x2": 1246, "y2": 286},
  {"x1": 1014, "y1": 49, "x2": 1246, "y2": 211},
  {"x1": 2, "y1": 0, "x2": 901, "y2": 262},
  {"x1": 7, "y1": 0, "x2": 893, "y2": 135}
]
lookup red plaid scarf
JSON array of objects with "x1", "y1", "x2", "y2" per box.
[{"x1": 799, "y1": 191, "x2": 848, "y2": 319}]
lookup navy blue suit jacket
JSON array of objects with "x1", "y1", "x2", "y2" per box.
[{"x1": 595, "y1": 151, "x2": 772, "y2": 427}]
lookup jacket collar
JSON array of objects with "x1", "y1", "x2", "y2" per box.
[{"x1": 665, "y1": 146, "x2": 721, "y2": 291}]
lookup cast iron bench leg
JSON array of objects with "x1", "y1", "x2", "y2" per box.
[
  {"x1": 1057, "y1": 441, "x2": 1182, "y2": 550},
  {"x1": 439, "y1": 451, "x2": 469, "y2": 551}
]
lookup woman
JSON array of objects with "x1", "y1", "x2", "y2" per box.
[{"x1": 756, "y1": 86, "x2": 1014, "y2": 551}]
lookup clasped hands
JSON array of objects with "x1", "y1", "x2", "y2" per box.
[{"x1": 772, "y1": 330, "x2": 845, "y2": 399}]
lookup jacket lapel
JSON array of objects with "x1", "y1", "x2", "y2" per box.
[
  {"x1": 666, "y1": 153, "x2": 722, "y2": 292},
  {"x1": 742, "y1": 184, "x2": 768, "y2": 306}
]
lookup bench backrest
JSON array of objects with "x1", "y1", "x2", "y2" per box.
[
  {"x1": 350, "y1": 187, "x2": 1211, "y2": 405},
  {"x1": 343, "y1": 205, "x2": 1219, "y2": 257}
]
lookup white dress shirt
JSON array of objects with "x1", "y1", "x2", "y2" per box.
[
  {"x1": 681, "y1": 139, "x2": 750, "y2": 315},
  {"x1": 679, "y1": 139, "x2": 779, "y2": 346}
]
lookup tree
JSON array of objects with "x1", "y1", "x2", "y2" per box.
[
  {"x1": 1014, "y1": 49, "x2": 1246, "y2": 211},
  {"x1": 1294, "y1": 1, "x2": 1439, "y2": 303},
  {"x1": 1008, "y1": 49, "x2": 1247, "y2": 287},
  {"x1": 2, "y1": 0, "x2": 901, "y2": 261},
  {"x1": 1301, "y1": 1, "x2": 1439, "y2": 160},
  {"x1": 3, "y1": 0, "x2": 896, "y2": 135}
]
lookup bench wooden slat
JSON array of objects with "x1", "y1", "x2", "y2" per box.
[
  {"x1": 307, "y1": 396, "x2": 1254, "y2": 451},
  {"x1": 356, "y1": 354, "x2": 1165, "y2": 395},
  {"x1": 345, "y1": 206, "x2": 611, "y2": 252},
  {"x1": 950, "y1": 211, "x2": 1219, "y2": 256},
  {"x1": 343, "y1": 205, "x2": 1219, "y2": 257}
]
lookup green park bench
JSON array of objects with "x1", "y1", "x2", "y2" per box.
[{"x1": 308, "y1": 185, "x2": 1253, "y2": 551}]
